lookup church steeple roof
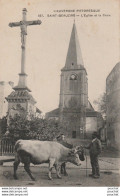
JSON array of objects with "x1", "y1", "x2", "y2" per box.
[{"x1": 63, "y1": 22, "x2": 84, "y2": 70}]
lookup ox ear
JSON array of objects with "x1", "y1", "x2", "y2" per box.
[
  {"x1": 76, "y1": 146, "x2": 81, "y2": 151},
  {"x1": 68, "y1": 148, "x2": 77, "y2": 155},
  {"x1": 68, "y1": 149, "x2": 74, "y2": 156},
  {"x1": 76, "y1": 145, "x2": 84, "y2": 151},
  {"x1": 72, "y1": 146, "x2": 81, "y2": 153}
]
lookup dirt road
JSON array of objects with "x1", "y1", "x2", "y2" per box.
[{"x1": 0, "y1": 166, "x2": 119, "y2": 187}]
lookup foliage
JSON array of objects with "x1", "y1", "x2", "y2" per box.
[
  {"x1": 8, "y1": 114, "x2": 30, "y2": 141},
  {"x1": 8, "y1": 114, "x2": 66, "y2": 141},
  {"x1": 93, "y1": 92, "x2": 107, "y2": 119},
  {"x1": 0, "y1": 116, "x2": 7, "y2": 136}
]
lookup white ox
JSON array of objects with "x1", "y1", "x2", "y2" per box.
[{"x1": 14, "y1": 140, "x2": 81, "y2": 180}]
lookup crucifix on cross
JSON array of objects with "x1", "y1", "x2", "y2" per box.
[
  {"x1": 9, "y1": 8, "x2": 41, "y2": 91},
  {"x1": 9, "y1": 8, "x2": 41, "y2": 48}
]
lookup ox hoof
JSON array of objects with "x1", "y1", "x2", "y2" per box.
[
  {"x1": 64, "y1": 173, "x2": 68, "y2": 176},
  {"x1": 48, "y1": 177, "x2": 53, "y2": 180},
  {"x1": 14, "y1": 175, "x2": 18, "y2": 180},
  {"x1": 32, "y1": 178, "x2": 36, "y2": 181},
  {"x1": 57, "y1": 175, "x2": 62, "y2": 179}
]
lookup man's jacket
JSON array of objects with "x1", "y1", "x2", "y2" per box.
[{"x1": 86, "y1": 138, "x2": 102, "y2": 156}]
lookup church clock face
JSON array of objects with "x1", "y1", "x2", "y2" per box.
[{"x1": 70, "y1": 74, "x2": 77, "y2": 80}]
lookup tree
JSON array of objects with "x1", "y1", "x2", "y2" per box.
[
  {"x1": 8, "y1": 114, "x2": 30, "y2": 141},
  {"x1": 93, "y1": 92, "x2": 107, "y2": 120},
  {"x1": 8, "y1": 114, "x2": 66, "y2": 141}
]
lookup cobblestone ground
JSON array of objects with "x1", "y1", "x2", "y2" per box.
[{"x1": 0, "y1": 165, "x2": 119, "y2": 187}]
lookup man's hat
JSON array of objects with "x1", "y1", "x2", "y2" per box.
[{"x1": 92, "y1": 131, "x2": 98, "y2": 137}]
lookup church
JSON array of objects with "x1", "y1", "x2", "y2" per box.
[{"x1": 46, "y1": 22, "x2": 103, "y2": 139}]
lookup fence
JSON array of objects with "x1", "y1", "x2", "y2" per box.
[{"x1": 0, "y1": 139, "x2": 15, "y2": 156}]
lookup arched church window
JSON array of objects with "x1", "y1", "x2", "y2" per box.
[{"x1": 69, "y1": 74, "x2": 78, "y2": 92}]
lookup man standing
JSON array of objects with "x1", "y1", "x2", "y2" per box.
[{"x1": 84, "y1": 131, "x2": 102, "y2": 178}]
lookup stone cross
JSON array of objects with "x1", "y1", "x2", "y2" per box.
[{"x1": 9, "y1": 8, "x2": 41, "y2": 74}]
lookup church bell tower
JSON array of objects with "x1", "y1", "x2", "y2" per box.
[{"x1": 59, "y1": 22, "x2": 88, "y2": 138}]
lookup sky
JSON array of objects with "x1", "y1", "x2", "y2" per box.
[{"x1": 0, "y1": 0, "x2": 119, "y2": 114}]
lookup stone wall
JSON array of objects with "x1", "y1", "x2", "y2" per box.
[
  {"x1": 106, "y1": 62, "x2": 120, "y2": 150},
  {"x1": 0, "y1": 81, "x2": 13, "y2": 118}
]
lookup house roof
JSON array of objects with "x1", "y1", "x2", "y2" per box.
[{"x1": 45, "y1": 108, "x2": 59, "y2": 118}]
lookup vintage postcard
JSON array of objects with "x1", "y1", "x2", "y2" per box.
[{"x1": 0, "y1": 0, "x2": 120, "y2": 193}]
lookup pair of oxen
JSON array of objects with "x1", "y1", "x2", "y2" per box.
[{"x1": 14, "y1": 140, "x2": 85, "y2": 180}]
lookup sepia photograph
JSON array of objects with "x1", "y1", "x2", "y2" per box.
[{"x1": 0, "y1": 0, "x2": 120, "y2": 190}]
